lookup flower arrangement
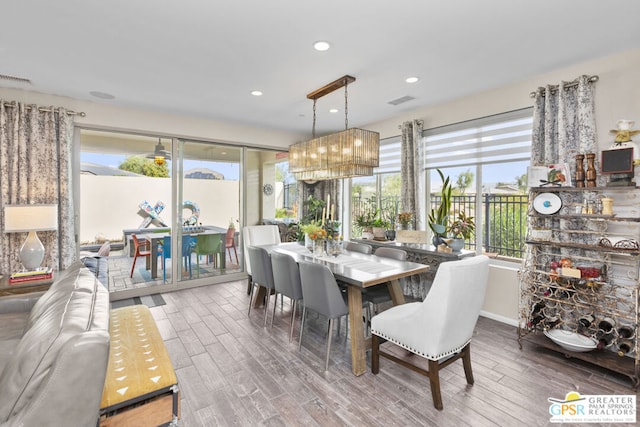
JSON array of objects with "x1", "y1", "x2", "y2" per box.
[
  {"x1": 398, "y1": 211, "x2": 413, "y2": 226},
  {"x1": 448, "y1": 211, "x2": 475, "y2": 240},
  {"x1": 301, "y1": 223, "x2": 326, "y2": 240}
]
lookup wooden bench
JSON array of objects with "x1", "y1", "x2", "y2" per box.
[{"x1": 100, "y1": 305, "x2": 179, "y2": 427}]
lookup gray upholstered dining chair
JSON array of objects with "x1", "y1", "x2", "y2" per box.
[
  {"x1": 298, "y1": 260, "x2": 349, "y2": 371},
  {"x1": 371, "y1": 255, "x2": 490, "y2": 410},
  {"x1": 344, "y1": 241, "x2": 372, "y2": 254},
  {"x1": 247, "y1": 246, "x2": 276, "y2": 326},
  {"x1": 362, "y1": 247, "x2": 408, "y2": 315},
  {"x1": 243, "y1": 225, "x2": 281, "y2": 294},
  {"x1": 270, "y1": 251, "x2": 303, "y2": 342}
]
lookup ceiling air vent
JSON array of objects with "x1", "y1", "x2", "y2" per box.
[
  {"x1": 388, "y1": 95, "x2": 415, "y2": 106},
  {"x1": 0, "y1": 74, "x2": 31, "y2": 85}
]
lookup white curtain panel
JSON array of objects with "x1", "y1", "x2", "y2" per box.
[
  {"x1": 0, "y1": 101, "x2": 75, "y2": 273},
  {"x1": 531, "y1": 75, "x2": 597, "y2": 178}
]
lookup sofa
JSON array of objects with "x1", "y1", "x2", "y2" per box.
[{"x1": 0, "y1": 261, "x2": 110, "y2": 427}]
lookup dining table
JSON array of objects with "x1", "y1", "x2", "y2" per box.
[
  {"x1": 142, "y1": 226, "x2": 227, "y2": 279},
  {"x1": 255, "y1": 242, "x2": 429, "y2": 376}
]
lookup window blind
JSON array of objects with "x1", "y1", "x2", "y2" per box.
[
  {"x1": 374, "y1": 108, "x2": 533, "y2": 174},
  {"x1": 422, "y1": 108, "x2": 533, "y2": 170}
]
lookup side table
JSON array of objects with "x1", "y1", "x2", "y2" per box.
[{"x1": 0, "y1": 273, "x2": 56, "y2": 297}]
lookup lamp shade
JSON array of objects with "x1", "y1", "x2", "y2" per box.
[{"x1": 4, "y1": 204, "x2": 58, "y2": 232}]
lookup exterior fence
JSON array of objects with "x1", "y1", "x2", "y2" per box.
[{"x1": 351, "y1": 193, "x2": 528, "y2": 258}]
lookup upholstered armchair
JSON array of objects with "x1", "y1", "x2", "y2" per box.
[{"x1": 371, "y1": 255, "x2": 490, "y2": 410}]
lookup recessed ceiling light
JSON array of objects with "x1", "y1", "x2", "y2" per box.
[
  {"x1": 329, "y1": 108, "x2": 339, "y2": 113},
  {"x1": 250, "y1": 90, "x2": 263, "y2": 96},
  {"x1": 313, "y1": 41, "x2": 331, "y2": 51},
  {"x1": 405, "y1": 77, "x2": 420, "y2": 84},
  {"x1": 90, "y1": 91, "x2": 115, "y2": 99}
]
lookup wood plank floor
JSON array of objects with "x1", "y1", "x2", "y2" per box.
[{"x1": 148, "y1": 280, "x2": 635, "y2": 426}]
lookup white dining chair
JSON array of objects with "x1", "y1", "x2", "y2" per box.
[{"x1": 371, "y1": 255, "x2": 490, "y2": 410}]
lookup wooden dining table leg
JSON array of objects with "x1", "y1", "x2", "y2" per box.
[
  {"x1": 387, "y1": 279, "x2": 406, "y2": 305},
  {"x1": 347, "y1": 286, "x2": 366, "y2": 376}
]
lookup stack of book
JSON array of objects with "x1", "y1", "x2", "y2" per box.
[{"x1": 9, "y1": 267, "x2": 53, "y2": 284}]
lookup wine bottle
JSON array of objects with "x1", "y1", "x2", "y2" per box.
[
  {"x1": 544, "y1": 315, "x2": 561, "y2": 329},
  {"x1": 598, "y1": 317, "x2": 616, "y2": 333},
  {"x1": 617, "y1": 339, "x2": 633, "y2": 357},
  {"x1": 617, "y1": 326, "x2": 635, "y2": 339},
  {"x1": 531, "y1": 301, "x2": 545, "y2": 315},
  {"x1": 578, "y1": 314, "x2": 595, "y2": 328},
  {"x1": 596, "y1": 332, "x2": 614, "y2": 350},
  {"x1": 527, "y1": 313, "x2": 545, "y2": 329}
]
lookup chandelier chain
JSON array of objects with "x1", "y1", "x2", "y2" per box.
[
  {"x1": 344, "y1": 81, "x2": 349, "y2": 130},
  {"x1": 312, "y1": 99, "x2": 317, "y2": 138}
]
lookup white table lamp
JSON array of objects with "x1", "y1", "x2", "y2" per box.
[{"x1": 3, "y1": 204, "x2": 58, "y2": 271}]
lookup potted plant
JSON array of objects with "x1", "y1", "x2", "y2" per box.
[
  {"x1": 371, "y1": 216, "x2": 391, "y2": 240},
  {"x1": 354, "y1": 210, "x2": 376, "y2": 239},
  {"x1": 447, "y1": 211, "x2": 475, "y2": 252},
  {"x1": 428, "y1": 169, "x2": 452, "y2": 247}
]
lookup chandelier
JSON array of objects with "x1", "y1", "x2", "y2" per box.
[{"x1": 290, "y1": 75, "x2": 379, "y2": 181}]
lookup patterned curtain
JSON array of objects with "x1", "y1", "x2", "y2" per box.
[
  {"x1": 400, "y1": 119, "x2": 424, "y2": 229},
  {"x1": 399, "y1": 119, "x2": 426, "y2": 299},
  {"x1": 0, "y1": 101, "x2": 75, "y2": 273},
  {"x1": 531, "y1": 75, "x2": 597, "y2": 180}
]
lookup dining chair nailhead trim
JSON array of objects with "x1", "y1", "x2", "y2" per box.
[{"x1": 371, "y1": 330, "x2": 471, "y2": 361}]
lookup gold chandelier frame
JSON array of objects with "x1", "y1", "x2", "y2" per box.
[{"x1": 289, "y1": 75, "x2": 380, "y2": 181}]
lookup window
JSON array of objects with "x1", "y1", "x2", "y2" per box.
[{"x1": 424, "y1": 108, "x2": 533, "y2": 259}]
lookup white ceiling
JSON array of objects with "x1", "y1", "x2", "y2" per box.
[{"x1": 2, "y1": 1, "x2": 640, "y2": 137}]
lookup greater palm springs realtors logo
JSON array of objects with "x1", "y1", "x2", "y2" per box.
[{"x1": 548, "y1": 391, "x2": 636, "y2": 423}]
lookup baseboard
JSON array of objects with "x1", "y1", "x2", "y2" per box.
[{"x1": 480, "y1": 310, "x2": 518, "y2": 327}]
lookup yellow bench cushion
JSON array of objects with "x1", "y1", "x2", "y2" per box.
[{"x1": 101, "y1": 305, "x2": 177, "y2": 409}]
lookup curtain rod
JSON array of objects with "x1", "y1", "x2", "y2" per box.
[
  {"x1": 1, "y1": 101, "x2": 86, "y2": 117},
  {"x1": 529, "y1": 75, "x2": 599, "y2": 98}
]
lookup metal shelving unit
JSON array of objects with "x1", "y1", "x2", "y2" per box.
[{"x1": 518, "y1": 186, "x2": 640, "y2": 388}]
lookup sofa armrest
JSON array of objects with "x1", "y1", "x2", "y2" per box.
[{"x1": 0, "y1": 292, "x2": 45, "y2": 315}]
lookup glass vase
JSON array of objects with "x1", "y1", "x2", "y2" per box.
[{"x1": 313, "y1": 239, "x2": 325, "y2": 257}]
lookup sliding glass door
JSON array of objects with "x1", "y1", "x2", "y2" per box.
[
  {"x1": 79, "y1": 128, "x2": 288, "y2": 297},
  {"x1": 175, "y1": 139, "x2": 242, "y2": 284}
]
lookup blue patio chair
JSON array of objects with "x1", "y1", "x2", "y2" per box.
[{"x1": 159, "y1": 236, "x2": 195, "y2": 281}]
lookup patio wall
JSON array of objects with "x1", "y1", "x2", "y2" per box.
[{"x1": 79, "y1": 175, "x2": 239, "y2": 244}]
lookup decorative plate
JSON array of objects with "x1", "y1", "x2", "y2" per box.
[
  {"x1": 533, "y1": 193, "x2": 562, "y2": 215},
  {"x1": 544, "y1": 329, "x2": 597, "y2": 352}
]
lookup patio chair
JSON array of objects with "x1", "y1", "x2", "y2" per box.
[
  {"x1": 371, "y1": 255, "x2": 490, "y2": 410},
  {"x1": 159, "y1": 236, "x2": 196, "y2": 282},
  {"x1": 129, "y1": 234, "x2": 151, "y2": 278},
  {"x1": 195, "y1": 233, "x2": 223, "y2": 277},
  {"x1": 225, "y1": 227, "x2": 239, "y2": 264}
]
